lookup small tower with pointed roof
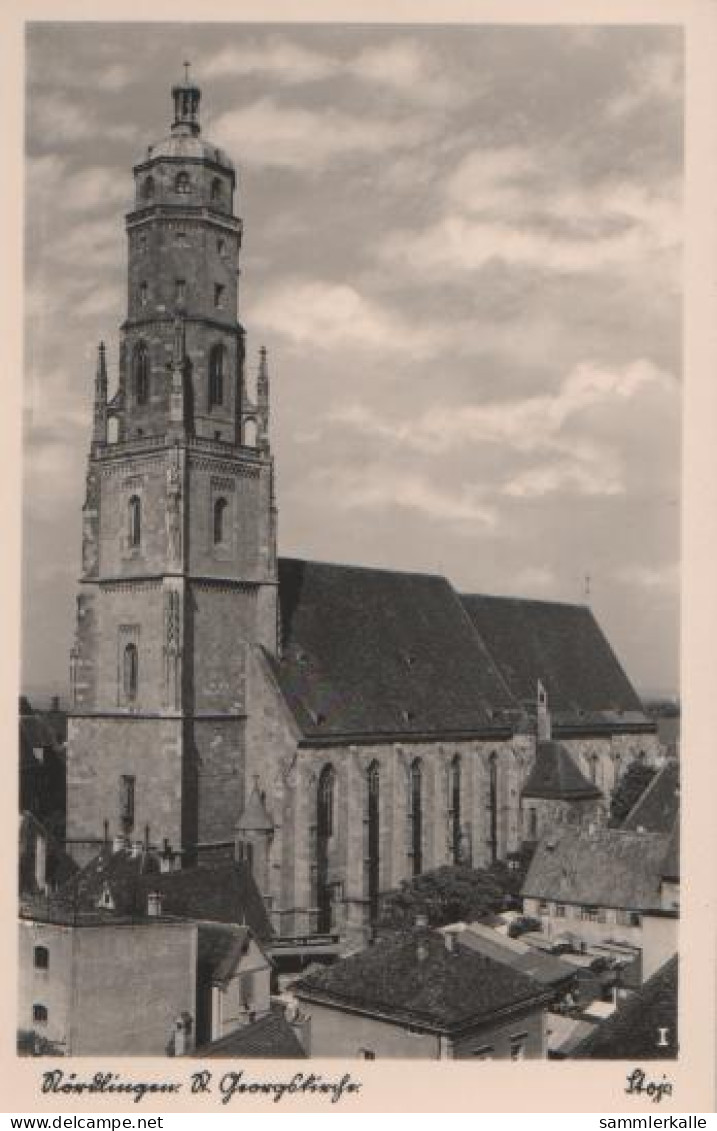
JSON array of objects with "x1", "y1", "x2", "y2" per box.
[{"x1": 235, "y1": 776, "x2": 274, "y2": 898}]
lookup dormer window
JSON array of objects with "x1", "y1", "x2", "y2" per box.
[{"x1": 175, "y1": 171, "x2": 190, "y2": 195}]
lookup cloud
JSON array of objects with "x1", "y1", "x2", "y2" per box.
[
  {"x1": 503, "y1": 458, "x2": 624, "y2": 499},
  {"x1": 615, "y1": 563, "x2": 680, "y2": 591},
  {"x1": 202, "y1": 40, "x2": 336, "y2": 85},
  {"x1": 62, "y1": 166, "x2": 131, "y2": 213},
  {"x1": 210, "y1": 98, "x2": 432, "y2": 170},
  {"x1": 30, "y1": 94, "x2": 92, "y2": 144},
  {"x1": 379, "y1": 139, "x2": 681, "y2": 285},
  {"x1": 201, "y1": 35, "x2": 462, "y2": 107},
  {"x1": 606, "y1": 49, "x2": 683, "y2": 120},
  {"x1": 247, "y1": 278, "x2": 443, "y2": 358},
  {"x1": 328, "y1": 359, "x2": 675, "y2": 456},
  {"x1": 305, "y1": 466, "x2": 496, "y2": 529}
]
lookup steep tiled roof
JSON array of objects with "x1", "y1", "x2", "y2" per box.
[
  {"x1": 197, "y1": 924, "x2": 252, "y2": 985},
  {"x1": 272, "y1": 559, "x2": 517, "y2": 741},
  {"x1": 453, "y1": 924, "x2": 577, "y2": 989},
  {"x1": 623, "y1": 761, "x2": 679, "y2": 833},
  {"x1": 522, "y1": 828, "x2": 670, "y2": 910},
  {"x1": 460, "y1": 595, "x2": 649, "y2": 728},
  {"x1": 194, "y1": 1010, "x2": 306, "y2": 1058},
  {"x1": 62, "y1": 851, "x2": 273, "y2": 940},
  {"x1": 572, "y1": 956, "x2": 678, "y2": 1059},
  {"x1": 522, "y1": 741, "x2": 602, "y2": 801},
  {"x1": 294, "y1": 928, "x2": 549, "y2": 1031}
]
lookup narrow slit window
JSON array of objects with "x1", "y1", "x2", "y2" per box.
[
  {"x1": 128, "y1": 495, "x2": 141, "y2": 548},
  {"x1": 123, "y1": 644, "x2": 138, "y2": 701},
  {"x1": 213, "y1": 497, "x2": 228, "y2": 546}
]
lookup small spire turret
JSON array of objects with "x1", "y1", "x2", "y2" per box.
[
  {"x1": 92, "y1": 340, "x2": 108, "y2": 446},
  {"x1": 256, "y1": 346, "x2": 270, "y2": 453}
]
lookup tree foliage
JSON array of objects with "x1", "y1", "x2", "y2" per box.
[
  {"x1": 376, "y1": 865, "x2": 509, "y2": 933},
  {"x1": 609, "y1": 761, "x2": 657, "y2": 826}
]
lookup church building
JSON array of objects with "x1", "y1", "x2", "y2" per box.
[{"x1": 65, "y1": 74, "x2": 661, "y2": 943}]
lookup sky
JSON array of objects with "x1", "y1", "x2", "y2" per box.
[{"x1": 22, "y1": 22, "x2": 683, "y2": 699}]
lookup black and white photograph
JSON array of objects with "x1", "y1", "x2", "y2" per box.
[{"x1": 10, "y1": 8, "x2": 707, "y2": 1107}]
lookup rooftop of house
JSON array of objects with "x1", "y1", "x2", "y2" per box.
[
  {"x1": 522, "y1": 741, "x2": 603, "y2": 802},
  {"x1": 571, "y1": 955, "x2": 678, "y2": 1059},
  {"x1": 460, "y1": 594, "x2": 650, "y2": 731},
  {"x1": 293, "y1": 928, "x2": 550, "y2": 1033},
  {"x1": 193, "y1": 1008, "x2": 306, "y2": 1059},
  {"x1": 197, "y1": 923, "x2": 256, "y2": 987},
  {"x1": 271, "y1": 558, "x2": 516, "y2": 742},
  {"x1": 522, "y1": 827, "x2": 672, "y2": 911},
  {"x1": 450, "y1": 923, "x2": 578, "y2": 988},
  {"x1": 622, "y1": 760, "x2": 680, "y2": 834},
  {"x1": 60, "y1": 848, "x2": 273, "y2": 940}
]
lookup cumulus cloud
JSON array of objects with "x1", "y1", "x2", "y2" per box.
[
  {"x1": 202, "y1": 35, "x2": 462, "y2": 107},
  {"x1": 328, "y1": 359, "x2": 675, "y2": 456},
  {"x1": 210, "y1": 98, "x2": 433, "y2": 170},
  {"x1": 305, "y1": 466, "x2": 496, "y2": 529},
  {"x1": 606, "y1": 48, "x2": 683, "y2": 120},
  {"x1": 247, "y1": 278, "x2": 443, "y2": 358},
  {"x1": 616, "y1": 563, "x2": 680, "y2": 591}
]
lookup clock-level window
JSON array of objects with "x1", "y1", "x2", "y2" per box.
[{"x1": 175, "y1": 170, "x2": 190, "y2": 194}]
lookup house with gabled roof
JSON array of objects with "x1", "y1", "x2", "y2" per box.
[
  {"x1": 521, "y1": 824, "x2": 678, "y2": 981},
  {"x1": 292, "y1": 926, "x2": 553, "y2": 1059}
]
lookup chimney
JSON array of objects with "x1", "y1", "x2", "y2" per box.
[
  {"x1": 160, "y1": 839, "x2": 174, "y2": 873},
  {"x1": 172, "y1": 1011, "x2": 194, "y2": 1057},
  {"x1": 147, "y1": 890, "x2": 163, "y2": 917},
  {"x1": 35, "y1": 827, "x2": 47, "y2": 894},
  {"x1": 537, "y1": 680, "x2": 551, "y2": 742}
]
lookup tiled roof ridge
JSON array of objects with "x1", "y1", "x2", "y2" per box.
[
  {"x1": 461, "y1": 592, "x2": 591, "y2": 612},
  {"x1": 278, "y1": 554, "x2": 447, "y2": 583}
]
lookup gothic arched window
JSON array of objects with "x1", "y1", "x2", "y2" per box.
[
  {"x1": 488, "y1": 752, "x2": 499, "y2": 863},
  {"x1": 209, "y1": 344, "x2": 225, "y2": 408},
  {"x1": 366, "y1": 761, "x2": 380, "y2": 924},
  {"x1": 175, "y1": 170, "x2": 190, "y2": 194},
  {"x1": 213, "y1": 497, "x2": 228, "y2": 546},
  {"x1": 123, "y1": 643, "x2": 138, "y2": 701},
  {"x1": 409, "y1": 758, "x2": 423, "y2": 876},
  {"x1": 133, "y1": 342, "x2": 149, "y2": 405},
  {"x1": 316, "y1": 765, "x2": 335, "y2": 933},
  {"x1": 128, "y1": 495, "x2": 141, "y2": 549},
  {"x1": 142, "y1": 176, "x2": 155, "y2": 201},
  {"x1": 449, "y1": 754, "x2": 461, "y2": 864}
]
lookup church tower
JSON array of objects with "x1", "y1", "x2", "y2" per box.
[{"x1": 66, "y1": 70, "x2": 278, "y2": 865}]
